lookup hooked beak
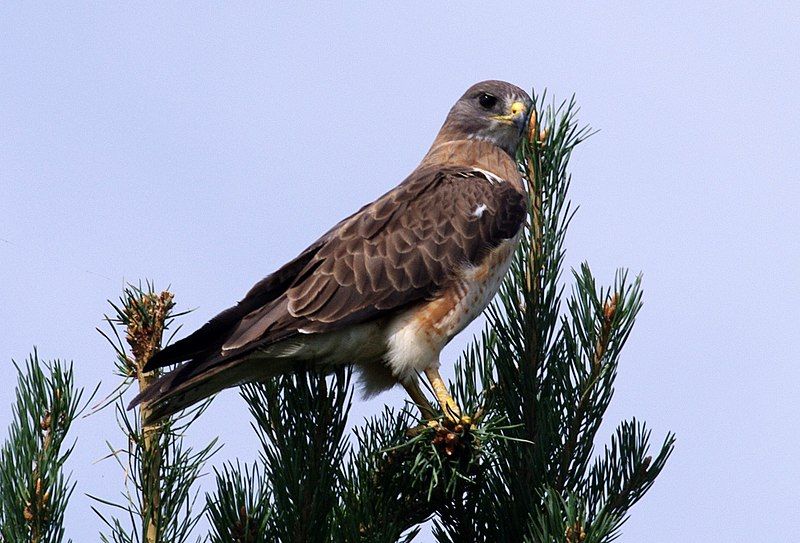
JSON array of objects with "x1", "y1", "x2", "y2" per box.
[{"x1": 491, "y1": 101, "x2": 528, "y2": 132}]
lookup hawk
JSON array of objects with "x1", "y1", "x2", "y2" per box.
[{"x1": 131, "y1": 80, "x2": 531, "y2": 424}]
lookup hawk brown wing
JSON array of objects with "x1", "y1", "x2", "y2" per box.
[{"x1": 220, "y1": 166, "x2": 527, "y2": 353}]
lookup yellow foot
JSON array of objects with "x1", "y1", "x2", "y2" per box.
[
  {"x1": 405, "y1": 420, "x2": 439, "y2": 437},
  {"x1": 424, "y1": 367, "x2": 463, "y2": 423}
]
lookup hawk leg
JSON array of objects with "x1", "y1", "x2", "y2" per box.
[
  {"x1": 424, "y1": 367, "x2": 464, "y2": 423},
  {"x1": 403, "y1": 380, "x2": 437, "y2": 421}
]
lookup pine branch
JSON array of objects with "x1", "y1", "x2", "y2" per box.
[
  {"x1": 584, "y1": 419, "x2": 675, "y2": 536},
  {"x1": 206, "y1": 461, "x2": 271, "y2": 543},
  {"x1": 0, "y1": 352, "x2": 94, "y2": 543},
  {"x1": 334, "y1": 407, "x2": 438, "y2": 542},
  {"x1": 338, "y1": 403, "x2": 504, "y2": 543},
  {"x1": 554, "y1": 267, "x2": 643, "y2": 494},
  {"x1": 128, "y1": 287, "x2": 173, "y2": 543},
  {"x1": 223, "y1": 368, "x2": 351, "y2": 542},
  {"x1": 92, "y1": 283, "x2": 216, "y2": 543},
  {"x1": 209, "y1": 368, "x2": 445, "y2": 542}
]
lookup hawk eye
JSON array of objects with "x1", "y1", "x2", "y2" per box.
[{"x1": 478, "y1": 93, "x2": 497, "y2": 109}]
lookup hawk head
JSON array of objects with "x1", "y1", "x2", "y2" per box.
[{"x1": 437, "y1": 80, "x2": 532, "y2": 156}]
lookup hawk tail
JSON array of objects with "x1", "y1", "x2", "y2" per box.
[{"x1": 128, "y1": 355, "x2": 295, "y2": 423}]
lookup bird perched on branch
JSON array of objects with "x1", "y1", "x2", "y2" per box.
[{"x1": 131, "y1": 80, "x2": 531, "y2": 424}]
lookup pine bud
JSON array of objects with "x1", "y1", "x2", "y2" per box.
[
  {"x1": 538, "y1": 127, "x2": 550, "y2": 143},
  {"x1": 40, "y1": 412, "x2": 51, "y2": 431},
  {"x1": 603, "y1": 294, "x2": 619, "y2": 322},
  {"x1": 566, "y1": 521, "x2": 587, "y2": 543},
  {"x1": 527, "y1": 111, "x2": 538, "y2": 142}
]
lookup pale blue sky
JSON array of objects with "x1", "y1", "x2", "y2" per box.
[{"x1": 2, "y1": 3, "x2": 798, "y2": 541}]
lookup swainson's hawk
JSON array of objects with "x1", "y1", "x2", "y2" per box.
[{"x1": 131, "y1": 80, "x2": 531, "y2": 424}]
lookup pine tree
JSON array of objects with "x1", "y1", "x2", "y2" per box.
[
  {"x1": 1, "y1": 91, "x2": 674, "y2": 541},
  {"x1": 0, "y1": 352, "x2": 94, "y2": 543}
]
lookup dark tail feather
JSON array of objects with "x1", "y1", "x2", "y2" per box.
[
  {"x1": 144, "y1": 241, "x2": 325, "y2": 373},
  {"x1": 129, "y1": 356, "x2": 295, "y2": 423},
  {"x1": 142, "y1": 304, "x2": 248, "y2": 372}
]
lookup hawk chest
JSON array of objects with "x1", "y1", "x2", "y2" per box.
[
  {"x1": 416, "y1": 234, "x2": 520, "y2": 343},
  {"x1": 382, "y1": 232, "x2": 521, "y2": 381}
]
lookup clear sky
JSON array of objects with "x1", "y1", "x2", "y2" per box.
[{"x1": 2, "y1": 3, "x2": 798, "y2": 541}]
